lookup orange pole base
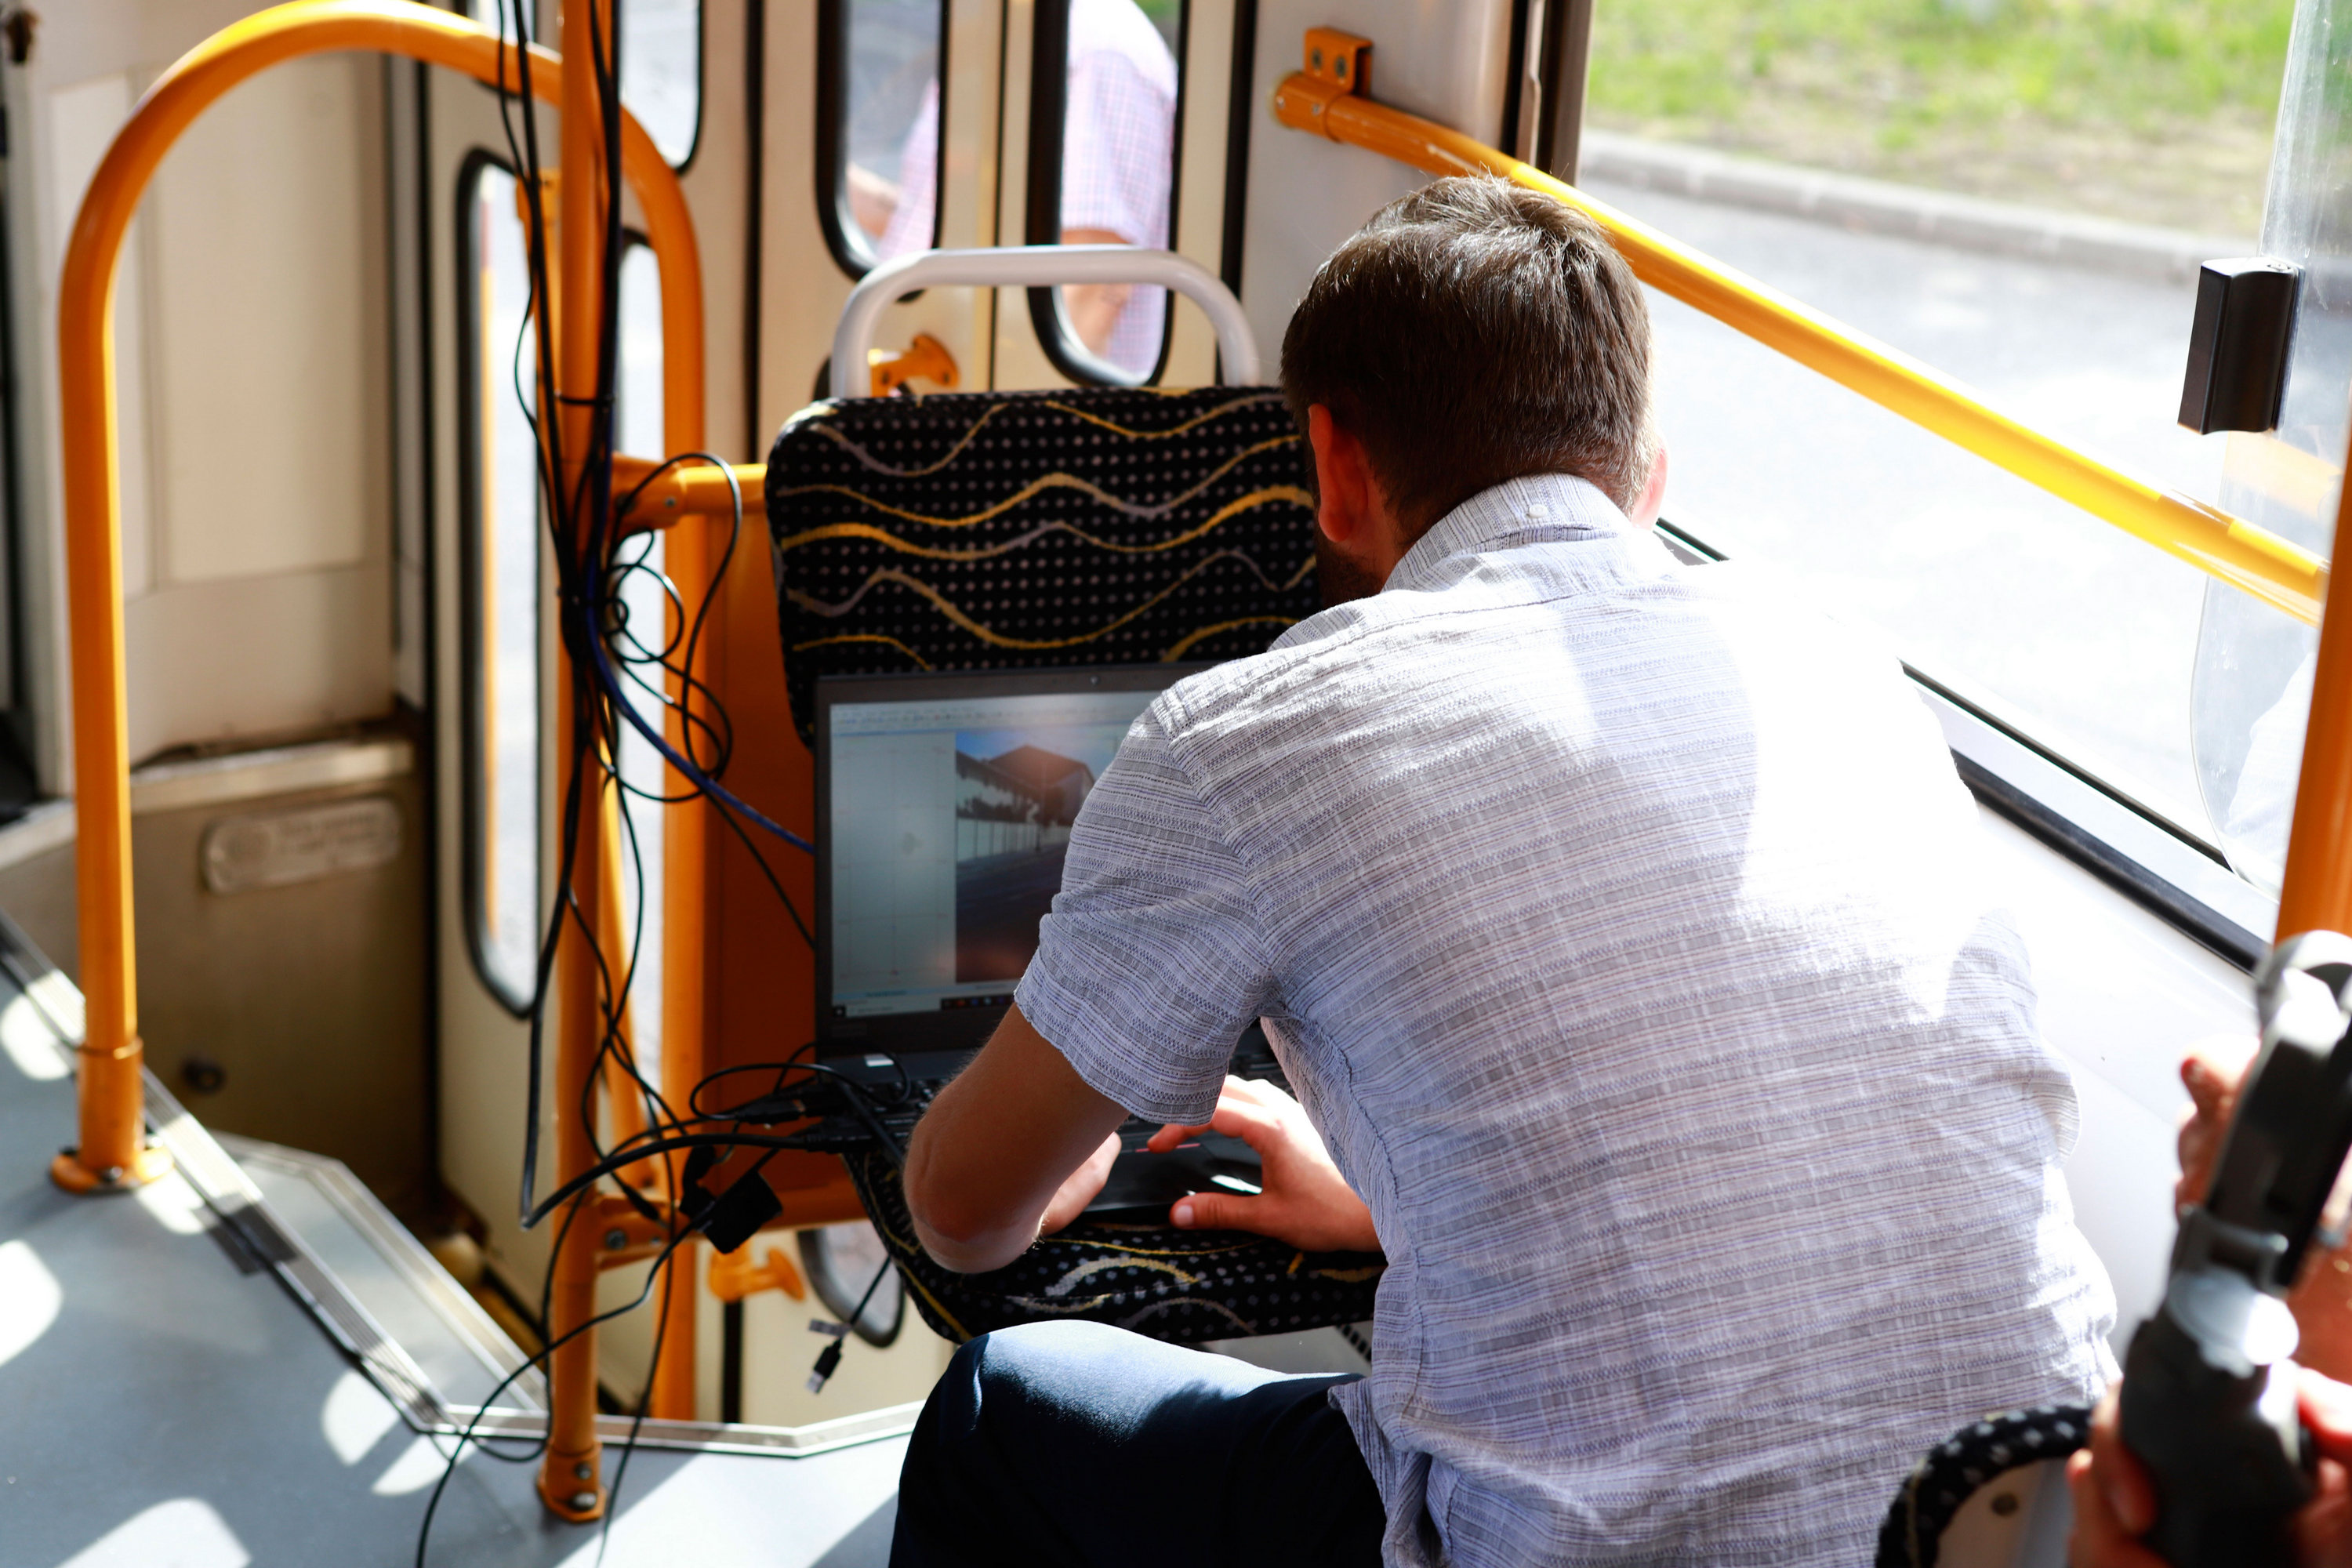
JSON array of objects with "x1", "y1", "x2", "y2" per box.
[{"x1": 49, "y1": 1144, "x2": 172, "y2": 1194}]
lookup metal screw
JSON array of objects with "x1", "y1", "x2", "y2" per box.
[
  {"x1": 1336, "y1": 56, "x2": 1350, "y2": 80},
  {"x1": 603, "y1": 1229, "x2": 628, "y2": 1250},
  {"x1": 1310, "y1": 46, "x2": 1323, "y2": 69},
  {"x1": 100, "y1": 1166, "x2": 125, "y2": 1185},
  {"x1": 573, "y1": 1461, "x2": 593, "y2": 1481},
  {"x1": 569, "y1": 1491, "x2": 599, "y2": 1512}
]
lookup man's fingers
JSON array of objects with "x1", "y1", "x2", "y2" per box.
[
  {"x1": 1147, "y1": 1120, "x2": 1214, "y2": 1153},
  {"x1": 1171, "y1": 1190, "x2": 1254, "y2": 1231},
  {"x1": 1206, "y1": 1097, "x2": 1287, "y2": 1152},
  {"x1": 2085, "y1": 1389, "x2": 2158, "y2": 1537},
  {"x1": 2067, "y1": 1449, "x2": 2171, "y2": 1568},
  {"x1": 2305, "y1": 1369, "x2": 2352, "y2": 1455},
  {"x1": 2182, "y1": 1036, "x2": 2254, "y2": 1116}
]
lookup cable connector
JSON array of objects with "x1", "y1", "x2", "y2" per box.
[{"x1": 807, "y1": 1338, "x2": 844, "y2": 1394}]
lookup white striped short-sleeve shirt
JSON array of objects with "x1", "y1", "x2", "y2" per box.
[{"x1": 1016, "y1": 473, "x2": 2115, "y2": 1565}]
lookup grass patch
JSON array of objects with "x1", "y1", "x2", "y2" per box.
[{"x1": 1588, "y1": 0, "x2": 2292, "y2": 233}]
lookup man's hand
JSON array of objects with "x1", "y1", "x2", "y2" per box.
[
  {"x1": 2067, "y1": 1370, "x2": 2352, "y2": 1567},
  {"x1": 2175, "y1": 1034, "x2": 2256, "y2": 1214},
  {"x1": 2172, "y1": 1036, "x2": 2352, "y2": 1380},
  {"x1": 1149, "y1": 1076, "x2": 1381, "y2": 1254}
]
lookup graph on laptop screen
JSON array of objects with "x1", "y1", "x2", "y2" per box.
[{"x1": 820, "y1": 671, "x2": 1192, "y2": 1042}]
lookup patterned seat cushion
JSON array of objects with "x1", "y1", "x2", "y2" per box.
[
  {"x1": 766, "y1": 385, "x2": 1320, "y2": 746},
  {"x1": 844, "y1": 1149, "x2": 1384, "y2": 1346}
]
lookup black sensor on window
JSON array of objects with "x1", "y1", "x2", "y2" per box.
[{"x1": 2180, "y1": 256, "x2": 2301, "y2": 437}]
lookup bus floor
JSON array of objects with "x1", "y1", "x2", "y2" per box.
[{"x1": 0, "y1": 960, "x2": 902, "y2": 1567}]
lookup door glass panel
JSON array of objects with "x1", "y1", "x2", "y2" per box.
[
  {"x1": 1048, "y1": 0, "x2": 1182, "y2": 379},
  {"x1": 2195, "y1": 0, "x2": 2347, "y2": 892},
  {"x1": 467, "y1": 162, "x2": 543, "y2": 1014},
  {"x1": 621, "y1": 0, "x2": 701, "y2": 168},
  {"x1": 464, "y1": 0, "x2": 700, "y2": 168},
  {"x1": 611, "y1": 238, "x2": 666, "y2": 1080},
  {"x1": 841, "y1": 0, "x2": 948, "y2": 263}
]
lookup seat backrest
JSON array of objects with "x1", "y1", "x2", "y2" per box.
[{"x1": 764, "y1": 384, "x2": 1318, "y2": 745}]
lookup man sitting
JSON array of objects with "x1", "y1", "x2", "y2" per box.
[{"x1": 890, "y1": 175, "x2": 2116, "y2": 1566}]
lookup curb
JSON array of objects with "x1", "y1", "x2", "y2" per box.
[{"x1": 1577, "y1": 129, "x2": 2254, "y2": 285}]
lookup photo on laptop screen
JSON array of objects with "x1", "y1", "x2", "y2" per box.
[{"x1": 817, "y1": 666, "x2": 1206, "y2": 1052}]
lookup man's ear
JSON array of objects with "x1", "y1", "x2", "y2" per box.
[
  {"x1": 1628, "y1": 443, "x2": 1669, "y2": 530},
  {"x1": 1307, "y1": 405, "x2": 1375, "y2": 546}
]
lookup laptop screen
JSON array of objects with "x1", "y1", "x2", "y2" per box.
[{"x1": 815, "y1": 666, "x2": 1204, "y2": 1057}]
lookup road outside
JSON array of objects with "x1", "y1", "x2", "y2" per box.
[{"x1": 1589, "y1": 168, "x2": 2244, "y2": 838}]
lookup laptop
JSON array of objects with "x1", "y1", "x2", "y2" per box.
[{"x1": 814, "y1": 665, "x2": 1276, "y2": 1216}]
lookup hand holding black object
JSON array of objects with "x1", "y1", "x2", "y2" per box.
[
  {"x1": 2071, "y1": 1372, "x2": 2352, "y2": 1567},
  {"x1": 1151, "y1": 1076, "x2": 1381, "y2": 1254}
]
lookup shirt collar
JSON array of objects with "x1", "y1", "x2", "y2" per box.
[{"x1": 1383, "y1": 474, "x2": 1632, "y2": 595}]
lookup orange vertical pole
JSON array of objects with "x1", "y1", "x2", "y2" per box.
[
  {"x1": 537, "y1": 0, "x2": 612, "y2": 1521},
  {"x1": 2274, "y1": 455, "x2": 2352, "y2": 941},
  {"x1": 651, "y1": 498, "x2": 710, "y2": 1418},
  {"x1": 639, "y1": 95, "x2": 712, "y2": 1425}
]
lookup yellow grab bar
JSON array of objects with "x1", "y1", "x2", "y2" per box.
[
  {"x1": 50, "y1": 0, "x2": 710, "y2": 1231},
  {"x1": 1272, "y1": 31, "x2": 2327, "y2": 628}
]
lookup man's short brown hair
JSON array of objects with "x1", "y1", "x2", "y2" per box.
[{"x1": 1280, "y1": 176, "x2": 1657, "y2": 534}]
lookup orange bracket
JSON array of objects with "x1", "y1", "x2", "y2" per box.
[
  {"x1": 868, "y1": 332, "x2": 960, "y2": 397},
  {"x1": 710, "y1": 1242, "x2": 808, "y2": 1304}
]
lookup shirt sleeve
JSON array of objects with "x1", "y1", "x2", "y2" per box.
[{"x1": 1014, "y1": 706, "x2": 1271, "y2": 1124}]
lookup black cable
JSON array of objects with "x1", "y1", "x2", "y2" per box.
[
  {"x1": 593, "y1": 1235, "x2": 676, "y2": 1568},
  {"x1": 434, "y1": 17, "x2": 855, "y2": 1566},
  {"x1": 414, "y1": 1221, "x2": 694, "y2": 1566},
  {"x1": 808, "y1": 1254, "x2": 898, "y2": 1393}
]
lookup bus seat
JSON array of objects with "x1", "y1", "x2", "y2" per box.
[
  {"x1": 762, "y1": 382, "x2": 1388, "y2": 1345},
  {"x1": 1877, "y1": 1403, "x2": 2087, "y2": 1568},
  {"x1": 764, "y1": 382, "x2": 1319, "y2": 746}
]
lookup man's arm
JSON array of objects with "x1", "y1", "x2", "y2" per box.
[{"x1": 902, "y1": 1003, "x2": 1130, "y2": 1273}]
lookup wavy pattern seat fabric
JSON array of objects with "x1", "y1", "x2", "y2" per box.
[
  {"x1": 766, "y1": 383, "x2": 1381, "y2": 1344},
  {"x1": 844, "y1": 1150, "x2": 1385, "y2": 1346},
  {"x1": 765, "y1": 385, "x2": 1321, "y2": 746}
]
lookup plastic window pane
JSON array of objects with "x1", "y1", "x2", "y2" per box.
[
  {"x1": 1042, "y1": 0, "x2": 1184, "y2": 383},
  {"x1": 463, "y1": 0, "x2": 700, "y2": 169},
  {"x1": 835, "y1": 0, "x2": 949, "y2": 270},
  {"x1": 621, "y1": 0, "x2": 702, "y2": 169},
  {"x1": 466, "y1": 162, "x2": 542, "y2": 1015},
  {"x1": 611, "y1": 238, "x2": 666, "y2": 1080}
]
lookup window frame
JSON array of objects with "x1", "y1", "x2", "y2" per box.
[
  {"x1": 1022, "y1": 0, "x2": 1191, "y2": 388},
  {"x1": 456, "y1": 149, "x2": 543, "y2": 1019},
  {"x1": 815, "y1": 0, "x2": 954, "y2": 279}
]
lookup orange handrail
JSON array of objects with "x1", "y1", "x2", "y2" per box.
[
  {"x1": 50, "y1": 0, "x2": 714, "y2": 1478},
  {"x1": 1272, "y1": 31, "x2": 2328, "y2": 628}
]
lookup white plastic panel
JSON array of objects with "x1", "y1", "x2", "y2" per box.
[
  {"x1": 1975, "y1": 805, "x2": 2251, "y2": 1352},
  {"x1": 1234, "y1": 0, "x2": 1517, "y2": 365}
]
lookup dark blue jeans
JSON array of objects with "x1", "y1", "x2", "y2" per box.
[{"x1": 890, "y1": 1321, "x2": 1387, "y2": 1567}]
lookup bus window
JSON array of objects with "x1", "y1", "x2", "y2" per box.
[
  {"x1": 462, "y1": 159, "x2": 542, "y2": 1017},
  {"x1": 466, "y1": 0, "x2": 699, "y2": 165},
  {"x1": 621, "y1": 0, "x2": 702, "y2": 169},
  {"x1": 1581, "y1": 2, "x2": 2287, "y2": 851},
  {"x1": 1027, "y1": 0, "x2": 1185, "y2": 383},
  {"x1": 822, "y1": 0, "x2": 950, "y2": 273},
  {"x1": 611, "y1": 236, "x2": 666, "y2": 1076}
]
